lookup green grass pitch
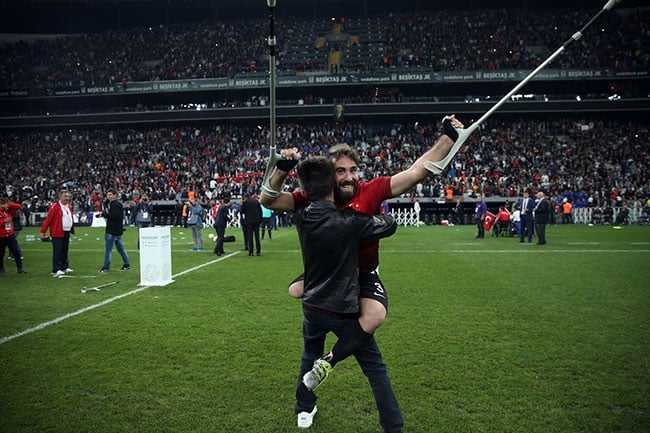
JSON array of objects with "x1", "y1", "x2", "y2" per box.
[{"x1": 1, "y1": 223, "x2": 649, "y2": 433}]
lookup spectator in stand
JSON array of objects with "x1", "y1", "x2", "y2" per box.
[
  {"x1": 39, "y1": 190, "x2": 74, "y2": 277},
  {"x1": 0, "y1": 117, "x2": 648, "y2": 225},
  {"x1": 1, "y1": 8, "x2": 646, "y2": 90}
]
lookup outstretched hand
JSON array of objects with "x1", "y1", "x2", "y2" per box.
[{"x1": 442, "y1": 115, "x2": 464, "y2": 141}]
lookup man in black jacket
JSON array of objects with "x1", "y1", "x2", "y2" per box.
[
  {"x1": 97, "y1": 189, "x2": 131, "y2": 273},
  {"x1": 293, "y1": 157, "x2": 402, "y2": 432},
  {"x1": 213, "y1": 198, "x2": 232, "y2": 256},
  {"x1": 239, "y1": 194, "x2": 262, "y2": 256},
  {"x1": 534, "y1": 190, "x2": 551, "y2": 245}
]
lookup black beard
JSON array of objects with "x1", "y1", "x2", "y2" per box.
[{"x1": 334, "y1": 182, "x2": 357, "y2": 204}]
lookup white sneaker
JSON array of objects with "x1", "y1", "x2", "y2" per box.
[
  {"x1": 302, "y1": 359, "x2": 332, "y2": 391},
  {"x1": 297, "y1": 405, "x2": 317, "y2": 429},
  {"x1": 52, "y1": 270, "x2": 65, "y2": 277},
  {"x1": 64, "y1": 268, "x2": 74, "y2": 273}
]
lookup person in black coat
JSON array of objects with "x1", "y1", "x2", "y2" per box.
[
  {"x1": 97, "y1": 189, "x2": 131, "y2": 272},
  {"x1": 213, "y1": 198, "x2": 232, "y2": 256},
  {"x1": 240, "y1": 194, "x2": 262, "y2": 256},
  {"x1": 534, "y1": 190, "x2": 551, "y2": 245}
]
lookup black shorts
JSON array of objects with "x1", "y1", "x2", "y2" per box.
[
  {"x1": 289, "y1": 270, "x2": 389, "y2": 310},
  {"x1": 359, "y1": 271, "x2": 389, "y2": 309}
]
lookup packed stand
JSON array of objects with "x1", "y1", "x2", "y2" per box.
[
  {"x1": 1, "y1": 118, "x2": 648, "y2": 225},
  {"x1": 1, "y1": 7, "x2": 647, "y2": 90}
]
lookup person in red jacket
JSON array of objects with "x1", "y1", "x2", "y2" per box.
[
  {"x1": 40, "y1": 190, "x2": 75, "y2": 277},
  {"x1": 0, "y1": 197, "x2": 26, "y2": 274},
  {"x1": 493, "y1": 206, "x2": 512, "y2": 237}
]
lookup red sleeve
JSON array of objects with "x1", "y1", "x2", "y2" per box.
[
  {"x1": 292, "y1": 190, "x2": 309, "y2": 208},
  {"x1": 40, "y1": 205, "x2": 55, "y2": 234}
]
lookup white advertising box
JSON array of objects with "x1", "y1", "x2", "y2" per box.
[{"x1": 139, "y1": 226, "x2": 174, "y2": 286}]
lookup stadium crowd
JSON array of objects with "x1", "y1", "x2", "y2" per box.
[
  {"x1": 382, "y1": 8, "x2": 648, "y2": 71},
  {"x1": 2, "y1": 117, "x2": 648, "y2": 224},
  {"x1": 1, "y1": 6, "x2": 648, "y2": 225},
  {"x1": 1, "y1": 7, "x2": 647, "y2": 90}
]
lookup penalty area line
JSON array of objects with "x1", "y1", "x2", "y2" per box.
[{"x1": 0, "y1": 251, "x2": 241, "y2": 346}]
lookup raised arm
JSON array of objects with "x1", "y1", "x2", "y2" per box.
[
  {"x1": 389, "y1": 116, "x2": 464, "y2": 197},
  {"x1": 259, "y1": 147, "x2": 301, "y2": 212}
]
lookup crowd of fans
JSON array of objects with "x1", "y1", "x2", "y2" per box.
[
  {"x1": 1, "y1": 6, "x2": 647, "y2": 90},
  {"x1": 2, "y1": 117, "x2": 648, "y2": 223},
  {"x1": 382, "y1": 8, "x2": 648, "y2": 71},
  {"x1": 1, "y1": 7, "x2": 647, "y2": 224}
]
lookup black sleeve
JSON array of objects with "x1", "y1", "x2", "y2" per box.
[
  {"x1": 347, "y1": 209, "x2": 397, "y2": 242},
  {"x1": 108, "y1": 201, "x2": 123, "y2": 221}
]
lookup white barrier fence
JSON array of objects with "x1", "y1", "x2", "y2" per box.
[
  {"x1": 569, "y1": 207, "x2": 648, "y2": 225},
  {"x1": 393, "y1": 208, "x2": 421, "y2": 227},
  {"x1": 390, "y1": 206, "x2": 648, "y2": 227}
]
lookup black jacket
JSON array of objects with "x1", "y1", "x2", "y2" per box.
[
  {"x1": 296, "y1": 200, "x2": 396, "y2": 314},
  {"x1": 534, "y1": 197, "x2": 551, "y2": 224},
  {"x1": 100, "y1": 199, "x2": 125, "y2": 236},
  {"x1": 214, "y1": 204, "x2": 231, "y2": 227},
  {"x1": 240, "y1": 198, "x2": 262, "y2": 225}
]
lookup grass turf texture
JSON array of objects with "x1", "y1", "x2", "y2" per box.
[{"x1": 1, "y1": 224, "x2": 648, "y2": 433}]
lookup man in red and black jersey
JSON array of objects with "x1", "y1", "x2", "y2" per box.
[
  {"x1": 261, "y1": 117, "x2": 463, "y2": 432},
  {"x1": 262, "y1": 116, "x2": 464, "y2": 336}
]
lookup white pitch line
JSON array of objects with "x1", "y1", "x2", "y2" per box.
[
  {"x1": 383, "y1": 249, "x2": 650, "y2": 253},
  {"x1": 0, "y1": 251, "x2": 241, "y2": 345}
]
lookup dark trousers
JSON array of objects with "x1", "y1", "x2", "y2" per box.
[
  {"x1": 214, "y1": 224, "x2": 226, "y2": 254},
  {"x1": 296, "y1": 308, "x2": 403, "y2": 433},
  {"x1": 245, "y1": 222, "x2": 260, "y2": 255},
  {"x1": 0, "y1": 235, "x2": 23, "y2": 271},
  {"x1": 8, "y1": 231, "x2": 22, "y2": 258},
  {"x1": 241, "y1": 223, "x2": 248, "y2": 250},
  {"x1": 476, "y1": 217, "x2": 485, "y2": 238},
  {"x1": 261, "y1": 218, "x2": 272, "y2": 239},
  {"x1": 536, "y1": 222, "x2": 547, "y2": 244},
  {"x1": 51, "y1": 232, "x2": 70, "y2": 272},
  {"x1": 520, "y1": 214, "x2": 533, "y2": 242}
]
